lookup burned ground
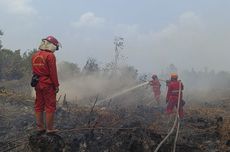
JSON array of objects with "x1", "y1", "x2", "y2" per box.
[{"x1": 0, "y1": 93, "x2": 230, "y2": 152}]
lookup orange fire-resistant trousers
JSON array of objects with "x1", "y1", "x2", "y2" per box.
[{"x1": 35, "y1": 85, "x2": 56, "y2": 113}]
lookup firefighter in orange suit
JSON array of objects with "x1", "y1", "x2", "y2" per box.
[
  {"x1": 149, "y1": 74, "x2": 161, "y2": 104},
  {"x1": 166, "y1": 73, "x2": 185, "y2": 118},
  {"x1": 31, "y1": 36, "x2": 60, "y2": 133}
]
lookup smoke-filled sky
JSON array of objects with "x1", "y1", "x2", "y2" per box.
[{"x1": 0, "y1": 0, "x2": 230, "y2": 73}]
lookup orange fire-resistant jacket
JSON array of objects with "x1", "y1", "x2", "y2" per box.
[
  {"x1": 32, "y1": 50, "x2": 59, "y2": 89},
  {"x1": 166, "y1": 80, "x2": 183, "y2": 102}
]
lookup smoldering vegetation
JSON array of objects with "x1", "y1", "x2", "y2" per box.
[
  {"x1": 0, "y1": 86, "x2": 230, "y2": 152},
  {"x1": 57, "y1": 59, "x2": 141, "y2": 106},
  {"x1": 57, "y1": 61, "x2": 230, "y2": 107},
  {"x1": 1, "y1": 51, "x2": 230, "y2": 151}
]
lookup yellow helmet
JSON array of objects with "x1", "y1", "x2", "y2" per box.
[{"x1": 170, "y1": 73, "x2": 178, "y2": 79}]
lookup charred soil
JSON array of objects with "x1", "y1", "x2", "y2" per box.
[{"x1": 0, "y1": 95, "x2": 230, "y2": 152}]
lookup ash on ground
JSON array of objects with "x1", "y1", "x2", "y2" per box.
[{"x1": 0, "y1": 95, "x2": 230, "y2": 152}]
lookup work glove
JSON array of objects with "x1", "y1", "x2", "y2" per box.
[
  {"x1": 55, "y1": 87, "x2": 59, "y2": 94},
  {"x1": 166, "y1": 80, "x2": 170, "y2": 86},
  {"x1": 148, "y1": 81, "x2": 152, "y2": 85},
  {"x1": 181, "y1": 100, "x2": 186, "y2": 106}
]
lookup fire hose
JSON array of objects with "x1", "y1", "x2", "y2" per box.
[
  {"x1": 90, "y1": 78, "x2": 182, "y2": 151},
  {"x1": 154, "y1": 81, "x2": 182, "y2": 152},
  {"x1": 172, "y1": 81, "x2": 181, "y2": 152}
]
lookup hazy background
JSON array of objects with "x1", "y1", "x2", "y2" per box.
[
  {"x1": 0, "y1": 0, "x2": 230, "y2": 73},
  {"x1": 1, "y1": 0, "x2": 230, "y2": 105}
]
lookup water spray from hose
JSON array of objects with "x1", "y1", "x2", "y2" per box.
[{"x1": 97, "y1": 82, "x2": 149, "y2": 105}]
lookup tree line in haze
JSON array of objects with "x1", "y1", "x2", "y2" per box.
[
  {"x1": 0, "y1": 30, "x2": 33, "y2": 80},
  {"x1": 1, "y1": 30, "x2": 230, "y2": 94},
  {"x1": 0, "y1": 30, "x2": 138, "y2": 82}
]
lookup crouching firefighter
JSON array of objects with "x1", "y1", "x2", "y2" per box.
[
  {"x1": 31, "y1": 36, "x2": 61, "y2": 133},
  {"x1": 166, "y1": 73, "x2": 185, "y2": 118},
  {"x1": 149, "y1": 74, "x2": 161, "y2": 104}
]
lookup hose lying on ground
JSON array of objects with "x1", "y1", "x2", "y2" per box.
[{"x1": 154, "y1": 81, "x2": 182, "y2": 152}]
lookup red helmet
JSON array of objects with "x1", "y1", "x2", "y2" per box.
[
  {"x1": 152, "y1": 74, "x2": 158, "y2": 79},
  {"x1": 43, "y1": 36, "x2": 60, "y2": 50}
]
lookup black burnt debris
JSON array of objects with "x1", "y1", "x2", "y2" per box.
[
  {"x1": 29, "y1": 133, "x2": 65, "y2": 152},
  {"x1": 0, "y1": 95, "x2": 230, "y2": 152}
]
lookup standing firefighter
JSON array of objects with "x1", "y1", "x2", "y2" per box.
[
  {"x1": 166, "y1": 73, "x2": 185, "y2": 118},
  {"x1": 149, "y1": 75, "x2": 161, "y2": 104},
  {"x1": 31, "y1": 36, "x2": 60, "y2": 133}
]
